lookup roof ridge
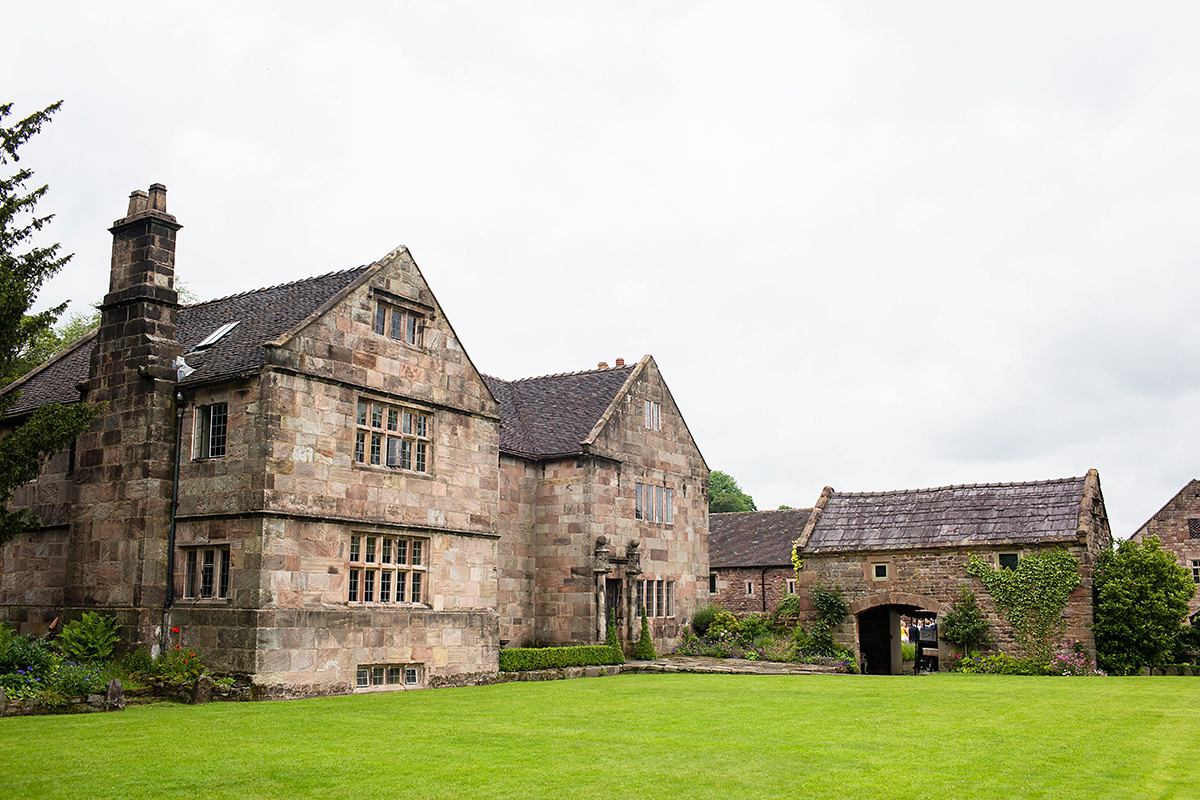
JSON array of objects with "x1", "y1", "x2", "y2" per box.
[
  {"x1": 711, "y1": 508, "x2": 813, "y2": 517},
  {"x1": 832, "y1": 475, "x2": 1086, "y2": 498},
  {"x1": 506, "y1": 364, "x2": 635, "y2": 384},
  {"x1": 182, "y1": 265, "x2": 370, "y2": 309}
]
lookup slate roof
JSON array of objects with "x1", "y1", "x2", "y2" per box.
[
  {"x1": 804, "y1": 477, "x2": 1088, "y2": 554},
  {"x1": 482, "y1": 366, "x2": 635, "y2": 459},
  {"x1": 3, "y1": 266, "x2": 371, "y2": 417},
  {"x1": 710, "y1": 509, "x2": 813, "y2": 568}
]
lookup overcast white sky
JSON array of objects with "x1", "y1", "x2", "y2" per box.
[{"x1": 9, "y1": 2, "x2": 1200, "y2": 536}]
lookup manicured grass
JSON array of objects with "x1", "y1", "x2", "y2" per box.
[{"x1": 2, "y1": 674, "x2": 1198, "y2": 798}]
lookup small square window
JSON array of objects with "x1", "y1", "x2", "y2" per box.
[
  {"x1": 357, "y1": 667, "x2": 370, "y2": 688},
  {"x1": 1189, "y1": 519, "x2": 1200, "y2": 540},
  {"x1": 999, "y1": 553, "x2": 1020, "y2": 571},
  {"x1": 387, "y1": 667, "x2": 401, "y2": 685},
  {"x1": 405, "y1": 667, "x2": 419, "y2": 685},
  {"x1": 873, "y1": 563, "x2": 889, "y2": 581},
  {"x1": 372, "y1": 666, "x2": 384, "y2": 686}
]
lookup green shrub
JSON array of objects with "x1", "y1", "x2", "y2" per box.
[
  {"x1": 953, "y1": 653, "x2": 1044, "y2": 675},
  {"x1": 739, "y1": 613, "x2": 771, "y2": 641},
  {"x1": 770, "y1": 593, "x2": 802, "y2": 632},
  {"x1": 690, "y1": 604, "x2": 722, "y2": 636},
  {"x1": 809, "y1": 584, "x2": 848, "y2": 654},
  {"x1": 0, "y1": 627, "x2": 55, "y2": 678},
  {"x1": 155, "y1": 648, "x2": 207, "y2": 681},
  {"x1": 941, "y1": 586, "x2": 990, "y2": 654},
  {"x1": 214, "y1": 676, "x2": 236, "y2": 687},
  {"x1": 902, "y1": 642, "x2": 916, "y2": 661},
  {"x1": 634, "y1": 606, "x2": 657, "y2": 660},
  {"x1": 121, "y1": 647, "x2": 154, "y2": 675},
  {"x1": 48, "y1": 660, "x2": 106, "y2": 695},
  {"x1": 706, "y1": 611, "x2": 739, "y2": 638},
  {"x1": 57, "y1": 612, "x2": 119, "y2": 663},
  {"x1": 606, "y1": 619, "x2": 625, "y2": 665},
  {"x1": 499, "y1": 645, "x2": 625, "y2": 672}
]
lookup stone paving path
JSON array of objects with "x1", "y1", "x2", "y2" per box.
[{"x1": 622, "y1": 656, "x2": 842, "y2": 675}]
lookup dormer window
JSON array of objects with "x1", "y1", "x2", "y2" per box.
[{"x1": 193, "y1": 321, "x2": 240, "y2": 350}]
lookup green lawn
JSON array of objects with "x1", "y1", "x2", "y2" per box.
[{"x1": 2, "y1": 673, "x2": 1197, "y2": 798}]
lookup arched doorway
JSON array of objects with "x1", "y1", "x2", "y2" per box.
[{"x1": 850, "y1": 593, "x2": 942, "y2": 675}]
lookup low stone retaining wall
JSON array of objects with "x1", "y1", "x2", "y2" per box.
[{"x1": 498, "y1": 665, "x2": 622, "y2": 683}]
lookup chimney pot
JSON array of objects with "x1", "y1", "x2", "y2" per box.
[
  {"x1": 597, "y1": 361, "x2": 609, "y2": 370},
  {"x1": 615, "y1": 358, "x2": 625, "y2": 367},
  {"x1": 148, "y1": 183, "x2": 168, "y2": 212},
  {"x1": 127, "y1": 190, "x2": 148, "y2": 217}
]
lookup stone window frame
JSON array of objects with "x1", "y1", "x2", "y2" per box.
[
  {"x1": 182, "y1": 545, "x2": 231, "y2": 600},
  {"x1": 193, "y1": 402, "x2": 228, "y2": 459},
  {"x1": 787, "y1": 578, "x2": 797, "y2": 595},
  {"x1": 636, "y1": 578, "x2": 675, "y2": 618},
  {"x1": 346, "y1": 533, "x2": 428, "y2": 605},
  {"x1": 863, "y1": 557, "x2": 893, "y2": 583},
  {"x1": 745, "y1": 580, "x2": 755, "y2": 597},
  {"x1": 998, "y1": 552, "x2": 1020, "y2": 571},
  {"x1": 643, "y1": 400, "x2": 661, "y2": 431},
  {"x1": 709, "y1": 573, "x2": 717, "y2": 594},
  {"x1": 355, "y1": 662, "x2": 424, "y2": 691},
  {"x1": 354, "y1": 398, "x2": 433, "y2": 474},
  {"x1": 373, "y1": 299, "x2": 426, "y2": 349},
  {"x1": 635, "y1": 481, "x2": 673, "y2": 524},
  {"x1": 871, "y1": 563, "x2": 890, "y2": 581}
]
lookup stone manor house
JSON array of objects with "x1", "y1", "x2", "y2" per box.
[{"x1": 0, "y1": 185, "x2": 709, "y2": 694}]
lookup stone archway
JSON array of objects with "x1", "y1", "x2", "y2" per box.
[{"x1": 850, "y1": 592, "x2": 943, "y2": 675}]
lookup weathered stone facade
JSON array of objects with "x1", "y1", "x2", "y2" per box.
[
  {"x1": 710, "y1": 567, "x2": 794, "y2": 614},
  {"x1": 710, "y1": 474, "x2": 1112, "y2": 674},
  {"x1": 1132, "y1": 479, "x2": 1200, "y2": 618},
  {"x1": 0, "y1": 185, "x2": 708, "y2": 693},
  {"x1": 488, "y1": 357, "x2": 709, "y2": 653}
]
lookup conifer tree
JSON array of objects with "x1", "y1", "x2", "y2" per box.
[{"x1": 0, "y1": 101, "x2": 99, "y2": 544}]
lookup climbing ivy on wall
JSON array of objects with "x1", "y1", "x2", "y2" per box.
[
  {"x1": 965, "y1": 550, "x2": 1080, "y2": 665},
  {"x1": 809, "y1": 583, "x2": 848, "y2": 654}
]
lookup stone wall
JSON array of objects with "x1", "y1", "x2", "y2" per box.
[
  {"x1": 497, "y1": 358, "x2": 709, "y2": 654},
  {"x1": 710, "y1": 566, "x2": 794, "y2": 615},
  {"x1": 797, "y1": 542, "x2": 1099, "y2": 662},
  {"x1": 1133, "y1": 479, "x2": 1200, "y2": 617}
]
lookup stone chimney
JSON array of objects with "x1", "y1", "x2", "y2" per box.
[
  {"x1": 615, "y1": 358, "x2": 625, "y2": 367},
  {"x1": 68, "y1": 184, "x2": 184, "y2": 645}
]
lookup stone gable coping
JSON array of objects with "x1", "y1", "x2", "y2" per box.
[{"x1": 1132, "y1": 477, "x2": 1200, "y2": 540}]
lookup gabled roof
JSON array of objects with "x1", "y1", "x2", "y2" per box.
[
  {"x1": 483, "y1": 364, "x2": 636, "y2": 459},
  {"x1": 1132, "y1": 478, "x2": 1200, "y2": 540},
  {"x1": 3, "y1": 266, "x2": 371, "y2": 417},
  {"x1": 710, "y1": 508, "x2": 813, "y2": 568},
  {"x1": 802, "y1": 476, "x2": 1089, "y2": 554}
]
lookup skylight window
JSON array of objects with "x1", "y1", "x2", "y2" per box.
[{"x1": 192, "y1": 321, "x2": 240, "y2": 350}]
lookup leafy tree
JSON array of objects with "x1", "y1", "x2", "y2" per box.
[
  {"x1": 1093, "y1": 536, "x2": 1195, "y2": 675},
  {"x1": 966, "y1": 549, "x2": 1080, "y2": 665},
  {"x1": 940, "y1": 585, "x2": 990, "y2": 654},
  {"x1": 0, "y1": 101, "x2": 100, "y2": 544},
  {"x1": 709, "y1": 470, "x2": 756, "y2": 513}
]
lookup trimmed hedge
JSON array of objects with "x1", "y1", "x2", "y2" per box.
[{"x1": 499, "y1": 645, "x2": 624, "y2": 672}]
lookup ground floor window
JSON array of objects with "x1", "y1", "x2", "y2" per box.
[
  {"x1": 356, "y1": 663, "x2": 422, "y2": 689},
  {"x1": 347, "y1": 534, "x2": 427, "y2": 604},
  {"x1": 787, "y1": 578, "x2": 796, "y2": 594},
  {"x1": 709, "y1": 573, "x2": 717, "y2": 594},
  {"x1": 183, "y1": 546, "x2": 230, "y2": 599},
  {"x1": 745, "y1": 580, "x2": 754, "y2": 597},
  {"x1": 637, "y1": 579, "x2": 674, "y2": 617},
  {"x1": 1191, "y1": 559, "x2": 1200, "y2": 584},
  {"x1": 998, "y1": 552, "x2": 1020, "y2": 571}
]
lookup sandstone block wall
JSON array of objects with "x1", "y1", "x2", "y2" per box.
[{"x1": 1134, "y1": 480, "x2": 1200, "y2": 616}]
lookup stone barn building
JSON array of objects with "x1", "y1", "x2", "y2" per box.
[
  {"x1": 709, "y1": 509, "x2": 810, "y2": 613},
  {"x1": 0, "y1": 185, "x2": 709, "y2": 694},
  {"x1": 709, "y1": 473, "x2": 1111, "y2": 674},
  {"x1": 1131, "y1": 479, "x2": 1200, "y2": 618}
]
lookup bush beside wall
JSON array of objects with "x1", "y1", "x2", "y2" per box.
[{"x1": 499, "y1": 645, "x2": 624, "y2": 672}]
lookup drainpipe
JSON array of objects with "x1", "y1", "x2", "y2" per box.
[
  {"x1": 760, "y1": 568, "x2": 767, "y2": 613},
  {"x1": 162, "y1": 393, "x2": 184, "y2": 651}
]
